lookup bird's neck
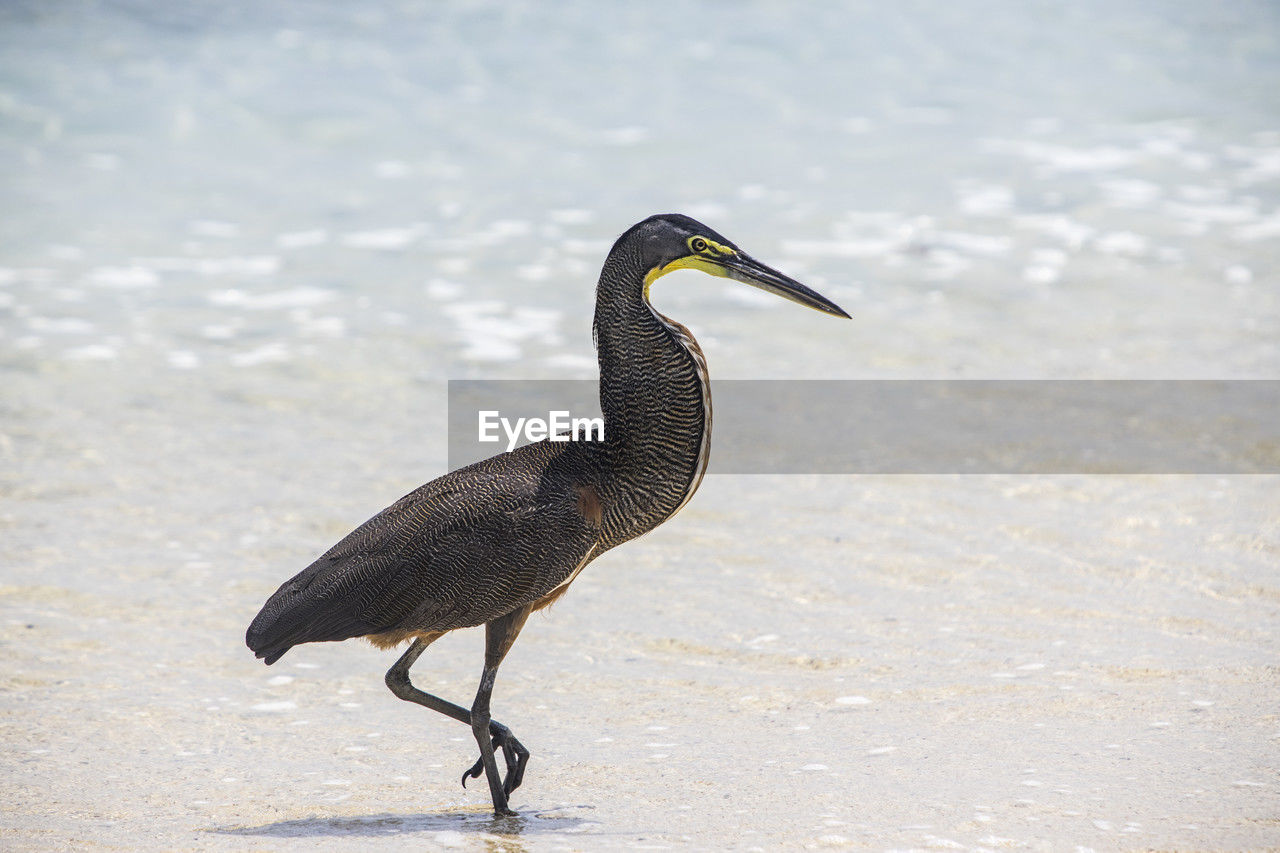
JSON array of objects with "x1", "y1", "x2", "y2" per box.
[{"x1": 590, "y1": 244, "x2": 712, "y2": 546}]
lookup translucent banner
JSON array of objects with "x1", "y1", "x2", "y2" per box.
[{"x1": 447, "y1": 380, "x2": 1279, "y2": 474}]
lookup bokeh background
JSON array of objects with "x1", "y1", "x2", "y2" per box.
[{"x1": 2, "y1": 2, "x2": 1277, "y2": 850}]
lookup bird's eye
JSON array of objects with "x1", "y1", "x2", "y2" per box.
[{"x1": 690, "y1": 237, "x2": 709, "y2": 254}]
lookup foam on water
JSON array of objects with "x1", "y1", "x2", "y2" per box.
[
  {"x1": 549, "y1": 208, "x2": 595, "y2": 225},
  {"x1": 87, "y1": 267, "x2": 159, "y2": 289},
  {"x1": 1012, "y1": 215, "x2": 1096, "y2": 249},
  {"x1": 28, "y1": 317, "x2": 94, "y2": 334},
  {"x1": 444, "y1": 301, "x2": 562, "y2": 362},
  {"x1": 291, "y1": 312, "x2": 346, "y2": 337},
  {"x1": 983, "y1": 139, "x2": 1144, "y2": 172},
  {"x1": 230, "y1": 343, "x2": 290, "y2": 367},
  {"x1": 956, "y1": 182, "x2": 1016, "y2": 217},
  {"x1": 208, "y1": 287, "x2": 335, "y2": 310},
  {"x1": 166, "y1": 350, "x2": 200, "y2": 369},
  {"x1": 1093, "y1": 232, "x2": 1148, "y2": 256},
  {"x1": 140, "y1": 256, "x2": 280, "y2": 276},
  {"x1": 340, "y1": 226, "x2": 427, "y2": 250},
  {"x1": 1099, "y1": 178, "x2": 1163, "y2": 208},
  {"x1": 189, "y1": 220, "x2": 239, "y2": 239},
  {"x1": 63, "y1": 344, "x2": 118, "y2": 361},
  {"x1": 1234, "y1": 213, "x2": 1280, "y2": 242},
  {"x1": 275, "y1": 229, "x2": 329, "y2": 249}
]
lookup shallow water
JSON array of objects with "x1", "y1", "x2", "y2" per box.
[{"x1": 2, "y1": 1, "x2": 1278, "y2": 850}]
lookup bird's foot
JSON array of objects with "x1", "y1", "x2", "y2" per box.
[{"x1": 461, "y1": 721, "x2": 530, "y2": 798}]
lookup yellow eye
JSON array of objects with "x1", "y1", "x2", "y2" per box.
[{"x1": 690, "y1": 237, "x2": 709, "y2": 254}]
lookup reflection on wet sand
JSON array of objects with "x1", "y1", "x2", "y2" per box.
[{"x1": 214, "y1": 804, "x2": 596, "y2": 846}]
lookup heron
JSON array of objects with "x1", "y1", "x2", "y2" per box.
[{"x1": 246, "y1": 213, "x2": 849, "y2": 815}]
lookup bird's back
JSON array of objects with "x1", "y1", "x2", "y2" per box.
[{"x1": 246, "y1": 440, "x2": 600, "y2": 664}]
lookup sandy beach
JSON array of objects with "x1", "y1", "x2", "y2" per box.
[{"x1": 3, "y1": 363, "x2": 1277, "y2": 850}]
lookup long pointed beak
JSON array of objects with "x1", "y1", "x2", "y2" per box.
[{"x1": 720, "y1": 254, "x2": 851, "y2": 319}]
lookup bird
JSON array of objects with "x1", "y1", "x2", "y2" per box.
[{"x1": 246, "y1": 213, "x2": 849, "y2": 816}]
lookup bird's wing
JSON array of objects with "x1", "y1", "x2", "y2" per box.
[{"x1": 246, "y1": 444, "x2": 597, "y2": 664}]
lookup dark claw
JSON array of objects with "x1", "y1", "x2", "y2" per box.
[
  {"x1": 460, "y1": 725, "x2": 530, "y2": 798},
  {"x1": 461, "y1": 757, "x2": 484, "y2": 788}
]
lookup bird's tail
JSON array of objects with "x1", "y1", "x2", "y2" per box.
[
  {"x1": 246, "y1": 604, "x2": 297, "y2": 665},
  {"x1": 245, "y1": 562, "x2": 375, "y2": 665},
  {"x1": 245, "y1": 568, "x2": 315, "y2": 664}
]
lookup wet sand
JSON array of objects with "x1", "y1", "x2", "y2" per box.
[{"x1": 1, "y1": 367, "x2": 1277, "y2": 851}]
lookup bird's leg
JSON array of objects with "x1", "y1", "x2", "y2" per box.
[
  {"x1": 384, "y1": 636, "x2": 471, "y2": 725},
  {"x1": 384, "y1": 633, "x2": 529, "y2": 809},
  {"x1": 462, "y1": 605, "x2": 533, "y2": 816}
]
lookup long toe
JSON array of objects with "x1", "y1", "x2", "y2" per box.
[
  {"x1": 463, "y1": 731, "x2": 530, "y2": 797},
  {"x1": 499, "y1": 734, "x2": 530, "y2": 796}
]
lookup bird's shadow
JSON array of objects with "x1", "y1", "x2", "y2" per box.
[{"x1": 212, "y1": 805, "x2": 593, "y2": 842}]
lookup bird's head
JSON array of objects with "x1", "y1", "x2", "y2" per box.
[{"x1": 624, "y1": 213, "x2": 850, "y2": 319}]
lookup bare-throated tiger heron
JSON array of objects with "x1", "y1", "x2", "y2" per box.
[{"x1": 246, "y1": 213, "x2": 849, "y2": 815}]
